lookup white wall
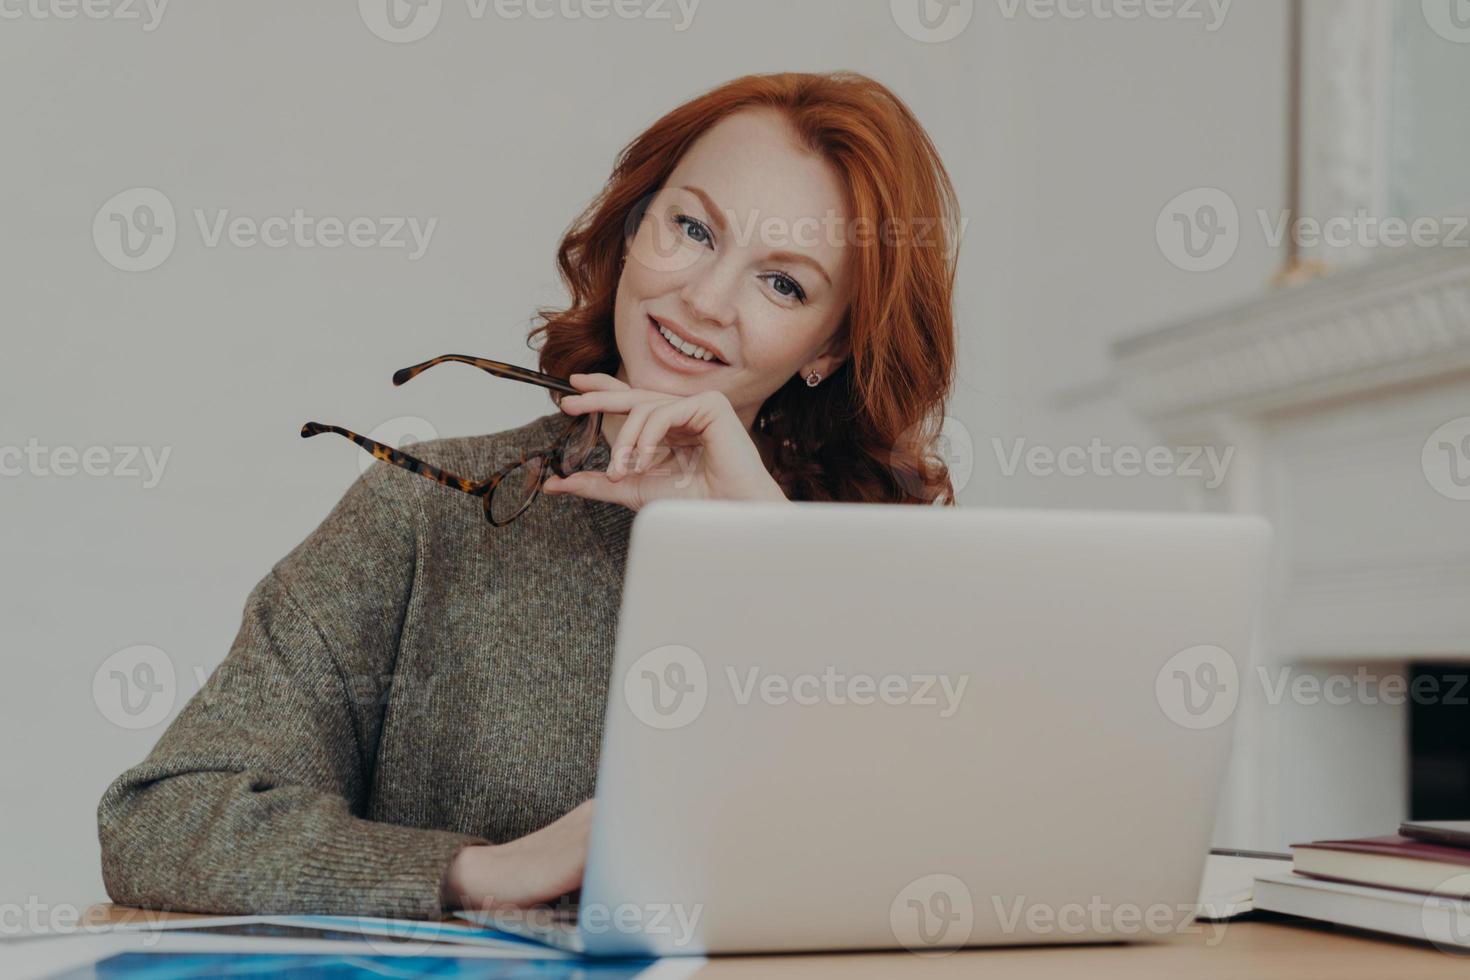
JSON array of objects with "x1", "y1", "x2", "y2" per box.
[
  {"x1": 0, "y1": 0, "x2": 1288, "y2": 912},
  {"x1": 969, "y1": 3, "x2": 1290, "y2": 509}
]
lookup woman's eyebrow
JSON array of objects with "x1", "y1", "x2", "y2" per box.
[
  {"x1": 767, "y1": 249, "x2": 832, "y2": 288},
  {"x1": 679, "y1": 184, "x2": 730, "y2": 235},
  {"x1": 679, "y1": 183, "x2": 834, "y2": 288}
]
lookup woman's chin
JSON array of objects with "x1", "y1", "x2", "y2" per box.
[{"x1": 629, "y1": 361, "x2": 697, "y2": 394}]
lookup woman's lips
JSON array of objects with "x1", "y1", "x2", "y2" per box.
[{"x1": 648, "y1": 315, "x2": 725, "y2": 374}]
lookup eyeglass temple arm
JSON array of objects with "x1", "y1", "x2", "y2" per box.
[
  {"x1": 300, "y1": 422, "x2": 488, "y2": 496},
  {"x1": 391, "y1": 355, "x2": 579, "y2": 396}
]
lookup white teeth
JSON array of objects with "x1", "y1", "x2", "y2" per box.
[{"x1": 656, "y1": 321, "x2": 718, "y2": 363}]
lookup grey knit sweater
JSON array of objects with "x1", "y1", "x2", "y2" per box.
[{"x1": 96, "y1": 410, "x2": 636, "y2": 920}]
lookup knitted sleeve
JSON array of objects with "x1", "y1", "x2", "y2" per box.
[{"x1": 96, "y1": 459, "x2": 488, "y2": 919}]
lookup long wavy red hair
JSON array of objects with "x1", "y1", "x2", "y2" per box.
[{"x1": 528, "y1": 71, "x2": 960, "y2": 504}]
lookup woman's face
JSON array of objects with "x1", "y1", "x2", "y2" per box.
[{"x1": 613, "y1": 108, "x2": 852, "y2": 432}]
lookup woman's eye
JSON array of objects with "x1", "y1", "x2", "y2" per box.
[
  {"x1": 670, "y1": 212, "x2": 805, "y2": 304},
  {"x1": 765, "y1": 273, "x2": 807, "y2": 304},
  {"x1": 674, "y1": 214, "x2": 713, "y2": 248}
]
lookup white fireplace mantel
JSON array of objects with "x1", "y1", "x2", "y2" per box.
[
  {"x1": 1114, "y1": 247, "x2": 1470, "y2": 434},
  {"x1": 1111, "y1": 246, "x2": 1470, "y2": 851},
  {"x1": 1113, "y1": 247, "x2": 1470, "y2": 662}
]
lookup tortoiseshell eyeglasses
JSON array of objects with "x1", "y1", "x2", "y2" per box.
[{"x1": 301, "y1": 355, "x2": 604, "y2": 526}]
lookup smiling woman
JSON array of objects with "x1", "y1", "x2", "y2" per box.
[
  {"x1": 531, "y1": 71, "x2": 962, "y2": 505},
  {"x1": 96, "y1": 70, "x2": 962, "y2": 924}
]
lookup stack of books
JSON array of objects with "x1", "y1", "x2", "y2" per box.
[{"x1": 1253, "y1": 819, "x2": 1470, "y2": 949}]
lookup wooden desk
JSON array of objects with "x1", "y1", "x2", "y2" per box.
[{"x1": 82, "y1": 905, "x2": 1470, "y2": 978}]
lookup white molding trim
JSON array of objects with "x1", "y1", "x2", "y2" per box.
[{"x1": 1112, "y1": 248, "x2": 1470, "y2": 427}]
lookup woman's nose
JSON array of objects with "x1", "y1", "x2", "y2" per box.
[{"x1": 678, "y1": 259, "x2": 739, "y2": 327}]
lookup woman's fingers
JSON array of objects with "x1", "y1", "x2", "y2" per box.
[
  {"x1": 545, "y1": 387, "x2": 778, "y2": 507},
  {"x1": 634, "y1": 442, "x2": 676, "y2": 476},
  {"x1": 633, "y1": 399, "x2": 703, "y2": 473},
  {"x1": 558, "y1": 389, "x2": 686, "y2": 480},
  {"x1": 568, "y1": 372, "x2": 629, "y2": 392},
  {"x1": 445, "y1": 798, "x2": 596, "y2": 910},
  {"x1": 543, "y1": 470, "x2": 640, "y2": 509},
  {"x1": 607, "y1": 401, "x2": 660, "y2": 480},
  {"x1": 559, "y1": 388, "x2": 661, "y2": 415}
]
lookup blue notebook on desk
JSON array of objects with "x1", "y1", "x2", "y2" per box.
[
  {"x1": 31, "y1": 914, "x2": 683, "y2": 979},
  {"x1": 50, "y1": 950, "x2": 657, "y2": 978}
]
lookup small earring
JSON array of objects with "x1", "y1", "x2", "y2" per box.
[{"x1": 805, "y1": 370, "x2": 821, "y2": 387}]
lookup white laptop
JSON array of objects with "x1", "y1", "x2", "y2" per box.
[{"x1": 459, "y1": 501, "x2": 1272, "y2": 957}]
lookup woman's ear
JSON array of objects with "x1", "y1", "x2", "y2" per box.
[{"x1": 804, "y1": 330, "x2": 851, "y2": 381}]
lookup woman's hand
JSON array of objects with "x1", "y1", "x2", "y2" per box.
[
  {"x1": 541, "y1": 373, "x2": 789, "y2": 510},
  {"x1": 442, "y1": 799, "x2": 594, "y2": 912}
]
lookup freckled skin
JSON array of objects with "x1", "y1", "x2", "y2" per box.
[{"x1": 606, "y1": 107, "x2": 854, "y2": 449}]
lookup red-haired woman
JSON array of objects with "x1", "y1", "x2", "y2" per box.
[{"x1": 97, "y1": 71, "x2": 962, "y2": 919}]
